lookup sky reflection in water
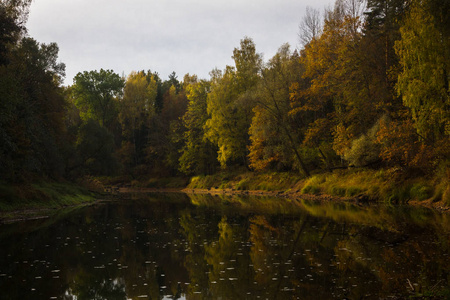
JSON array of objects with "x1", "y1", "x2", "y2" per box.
[{"x1": 0, "y1": 193, "x2": 449, "y2": 299}]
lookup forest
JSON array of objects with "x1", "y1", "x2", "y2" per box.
[{"x1": 1, "y1": 0, "x2": 449, "y2": 204}]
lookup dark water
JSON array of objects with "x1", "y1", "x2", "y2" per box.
[{"x1": 0, "y1": 193, "x2": 449, "y2": 299}]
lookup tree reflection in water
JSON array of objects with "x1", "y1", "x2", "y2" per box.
[{"x1": 0, "y1": 192, "x2": 448, "y2": 299}]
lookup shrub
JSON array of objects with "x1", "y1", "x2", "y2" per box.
[{"x1": 343, "y1": 120, "x2": 381, "y2": 167}]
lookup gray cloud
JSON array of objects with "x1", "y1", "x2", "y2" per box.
[{"x1": 27, "y1": 0, "x2": 332, "y2": 85}]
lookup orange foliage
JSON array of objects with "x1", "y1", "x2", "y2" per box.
[
  {"x1": 303, "y1": 117, "x2": 334, "y2": 147},
  {"x1": 248, "y1": 137, "x2": 280, "y2": 171},
  {"x1": 376, "y1": 118, "x2": 436, "y2": 170},
  {"x1": 332, "y1": 123, "x2": 354, "y2": 156}
]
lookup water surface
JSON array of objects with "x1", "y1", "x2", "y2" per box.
[{"x1": 0, "y1": 193, "x2": 449, "y2": 299}]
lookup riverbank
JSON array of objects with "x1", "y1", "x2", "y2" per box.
[
  {"x1": 0, "y1": 181, "x2": 99, "y2": 223},
  {"x1": 117, "y1": 167, "x2": 449, "y2": 210},
  {"x1": 1, "y1": 167, "x2": 448, "y2": 223},
  {"x1": 210, "y1": 169, "x2": 447, "y2": 205}
]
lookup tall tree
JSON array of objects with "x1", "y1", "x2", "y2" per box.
[
  {"x1": 390, "y1": 0, "x2": 450, "y2": 171},
  {"x1": 145, "y1": 76, "x2": 188, "y2": 176},
  {"x1": 119, "y1": 71, "x2": 157, "y2": 169},
  {"x1": 205, "y1": 38, "x2": 261, "y2": 168},
  {"x1": 0, "y1": 37, "x2": 66, "y2": 181},
  {"x1": 72, "y1": 69, "x2": 124, "y2": 130},
  {"x1": 395, "y1": 0, "x2": 450, "y2": 143},
  {"x1": 298, "y1": 6, "x2": 322, "y2": 47},
  {"x1": 180, "y1": 75, "x2": 218, "y2": 175},
  {"x1": 249, "y1": 45, "x2": 311, "y2": 175},
  {"x1": 364, "y1": 0, "x2": 408, "y2": 87}
]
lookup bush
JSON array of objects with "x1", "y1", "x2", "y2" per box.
[{"x1": 343, "y1": 118, "x2": 382, "y2": 167}]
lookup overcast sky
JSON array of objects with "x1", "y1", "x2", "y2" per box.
[{"x1": 27, "y1": 0, "x2": 333, "y2": 85}]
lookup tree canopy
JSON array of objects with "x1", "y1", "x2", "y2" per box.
[{"x1": 1, "y1": 0, "x2": 448, "y2": 187}]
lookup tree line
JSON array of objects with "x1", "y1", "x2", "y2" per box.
[{"x1": 1, "y1": 0, "x2": 449, "y2": 184}]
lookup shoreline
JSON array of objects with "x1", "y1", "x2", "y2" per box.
[
  {"x1": 119, "y1": 187, "x2": 450, "y2": 212},
  {"x1": 2, "y1": 186, "x2": 448, "y2": 224}
]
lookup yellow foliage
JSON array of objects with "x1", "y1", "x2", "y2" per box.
[{"x1": 332, "y1": 123, "x2": 354, "y2": 156}]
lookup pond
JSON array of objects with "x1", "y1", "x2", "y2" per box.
[{"x1": 0, "y1": 193, "x2": 449, "y2": 299}]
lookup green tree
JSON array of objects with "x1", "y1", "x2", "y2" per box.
[
  {"x1": 205, "y1": 67, "x2": 242, "y2": 167},
  {"x1": 364, "y1": 0, "x2": 408, "y2": 78},
  {"x1": 146, "y1": 79, "x2": 188, "y2": 176},
  {"x1": 179, "y1": 75, "x2": 218, "y2": 175},
  {"x1": 0, "y1": 1, "x2": 26, "y2": 65},
  {"x1": 0, "y1": 37, "x2": 66, "y2": 181},
  {"x1": 395, "y1": 0, "x2": 450, "y2": 143},
  {"x1": 73, "y1": 119, "x2": 120, "y2": 176},
  {"x1": 72, "y1": 69, "x2": 124, "y2": 129},
  {"x1": 205, "y1": 38, "x2": 261, "y2": 168}
]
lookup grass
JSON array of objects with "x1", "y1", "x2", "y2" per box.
[
  {"x1": 100, "y1": 164, "x2": 450, "y2": 207},
  {"x1": 297, "y1": 168, "x2": 449, "y2": 204},
  {"x1": 184, "y1": 166, "x2": 450, "y2": 205},
  {"x1": 0, "y1": 181, "x2": 97, "y2": 212},
  {"x1": 187, "y1": 169, "x2": 304, "y2": 192}
]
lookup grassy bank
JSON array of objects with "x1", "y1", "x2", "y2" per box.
[
  {"x1": 96, "y1": 166, "x2": 449, "y2": 207},
  {"x1": 300, "y1": 168, "x2": 449, "y2": 204},
  {"x1": 185, "y1": 167, "x2": 450, "y2": 206},
  {"x1": 0, "y1": 181, "x2": 97, "y2": 213},
  {"x1": 188, "y1": 169, "x2": 303, "y2": 191}
]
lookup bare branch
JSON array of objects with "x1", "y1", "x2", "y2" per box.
[{"x1": 298, "y1": 6, "x2": 322, "y2": 47}]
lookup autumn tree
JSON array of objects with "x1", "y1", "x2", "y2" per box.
[
  {"x1": 249, "y1": 44, "x2": 311, "y2": 175},
  {"x1": 205, "y1": 38, "x2": 261, "y2": 168},
  {"x1": 119, "y1": 71, "x2": 157, "y2": 170},
  {"x1": 293, "y1": 0, "x2": 400, "y2": 169},
  {"x1": 379, "y1": 0, "x2": 450, "y2": 172}
]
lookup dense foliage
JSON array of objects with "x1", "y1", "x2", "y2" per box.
[{"x1": 1, "y1": 0, "x2": 448, "y2": 195}]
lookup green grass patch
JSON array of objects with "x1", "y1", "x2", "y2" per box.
[
  {"x1": 0, "y1": 181, "x2": 96, "y2": 212},
  {"x1": 296, "y1": 168, "x2": 449, "y2": 204},
  {"x1": 187, "y1": 170, "x2": 304, "y2": 192}
]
